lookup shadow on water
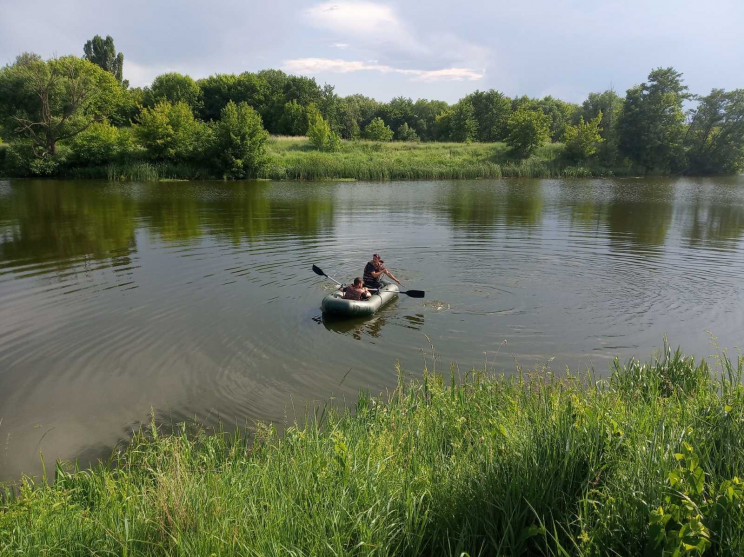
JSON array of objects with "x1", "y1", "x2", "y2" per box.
[{"x1": 314, "y1": 299, "x2": 427, "y2": 341}]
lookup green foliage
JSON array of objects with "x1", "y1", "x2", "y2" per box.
[
  {"x1": 466, "y1": 89, "x2": 512, "y2": 142},
  {"x1": 685, "y1": 89, "x2": 744, "y2": 175},
  {"x1": 3, "y1": 141, "x2": 64, "y2": 176},
  {"x1": 536, "y1": 95, "x2": 580, "y2": 141},
  {"x1": 306, "y1": 106, "x2": 340, "y2": 152},
  {"x1": 65, "y1": 121, "x2": 135, "y2": 166},
  {"x1": 210, "y1": 101, "x2": 269, "y2": 178},
  {"x1": 579, "y1": 90, "x2": 623, "y2": 165},
  {"x1": 2, "y1": 346, "x2": 744, "y2": 555},
  {"x1": 449, "y1": 99, "x2": 478, "y2": 142},
  {"x1": 619, "y1": 67, "x2": 690, "y2": 173},
  {"x1": 506, "y1": 106, "x2": 551, "y2": 157},
  {"x1": 363, "y1": 117, "x2": 394, "y2": 141},
  {"x1": 563, "y1": 112, "x2": 604, "y2": 161},
  {"x1": 0, "y1": 55, "x2": 123, "y2": 157},
  {"x1": 147, "y1": 72, "x2": 203, "y2": 112},
  {"x1": 134, "y1": 101, "x2": 207, "y2": 161},
  {"x1": 83, "y1": 35, "x2": 124, "y2": 84},
  {"x1": 278, "y1": 99, "x2": 309, "y2": 136},
  {"x1": 395, "y1": 122, "x2": 419, "y2": 141}
]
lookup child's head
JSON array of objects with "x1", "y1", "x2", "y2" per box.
[{"x1": 353, "y1": 277, "x2": 363, "y2": 286}]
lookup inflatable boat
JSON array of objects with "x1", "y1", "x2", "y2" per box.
[{"x1": 321, "y1": 282, "x2": 399, "y2": 317}]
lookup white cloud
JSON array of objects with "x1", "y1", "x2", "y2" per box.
[
  {"x1": 307, "y1": 2, "x2": 404, "y2": 37},
  {"x1": 282, "y1": 58, "x2": 483, "y2": 81}
]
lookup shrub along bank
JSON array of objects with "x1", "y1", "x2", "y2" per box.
[{"x1": 2, "y1": 344, "x2": 744, "y2": 555}]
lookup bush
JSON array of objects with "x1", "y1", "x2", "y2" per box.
[
  {"x1": 134, "y1": 101, "x2": 207, "y2": 162},
  {"x1": 211, "y1": 101, "x2": 269, "y2": 178},
  {"x1": 307, "y1": 109, "x2": 340, "y2": 152},
  {"x1": 3, "y1": 141, "x2": 64, "y2": 176},
  {"x1": 363, "y1": 117, "x2": 394, "y2": 141},
  {"x1": 66, "y1": 121, "x2": 135, "y2": 166}
]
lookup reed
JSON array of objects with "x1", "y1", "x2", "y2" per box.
[{"x1": 2, "y1": 344, "x2": 743, "y2": 555}]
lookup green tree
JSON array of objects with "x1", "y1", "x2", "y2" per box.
[
  {"x1": 618, "y1": 67, "x2": 690, "y2": 173},
  {"x1": 337, "y1": 94, "x2": 380, "y2": 139},
  {"x1": 198, "y1": 73, "x2": 240, "y2": 121},
  {"x1": 211, "y1": 101, "x2": 269, "y2": 178},
  {"x1": 412, "y1": 98, "x2": 449, "y2": 141},
  {"x1": 307, "y1": 109, "x2": 340, "y2": 152},
  {"x1": 395, "y1": 122, "x2": 419, "y2": 141},
  {"x1": 66, "y1": 120, "x2": 134, "y2": 165},
  {"x1": 536, "y1": 96, "x2": 579, "y2": 141},
  {"x1": 378, "y1": 97, "x2": 415, "y2": 133},
  {"x1": 363, "y1": 117, "x2": 394, "y2": 141},
  {"x1": 0, "y1": 54, "x2": 122, "y2": 157},
  {"x1": 278, "y1": 100, "x2": 309, "y2": 136},
  {"x1": 579, "y1": 90, "x2": 623, "y2": 165},
  {"x1": 449, "y1": 99, "x2": 478, "y2": 142},
  {"x1": 134, "y1": 101, "x2": 205, "y2": 161},
  {"x1": 685, "y1": 89, "x2": 744, "y2": 174},
  {"x1": 466, "y1": 90, "x2": 512, "y2": 142},
  {"x1": 562, "y1": 112, "x2": 604, "y2": 162},
  {"x1": 83, "y1": 35, "x2": 124, "y2": 84},
  {"x1": 506, "y1": 106, "x2": 551, "y2": 157},
  {"x1": 147, "y1": 72, "x2": 203, "y2": 112}
]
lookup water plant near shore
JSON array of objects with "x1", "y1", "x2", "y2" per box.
[{"x1": 2, "y1": 344, "x2": 743, "y2": 555}]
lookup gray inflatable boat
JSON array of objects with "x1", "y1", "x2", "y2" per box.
[{"x1": 321, "y1": 282, "x2": 399, "y2": 316}]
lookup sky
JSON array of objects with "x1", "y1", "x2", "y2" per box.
[{"x1": 1, "y1": 0, "x2": 742, "y2": 105}]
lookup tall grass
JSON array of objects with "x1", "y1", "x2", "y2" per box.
[{"x1": 2, "y1": 344, "x2": 743, "y2": 555}]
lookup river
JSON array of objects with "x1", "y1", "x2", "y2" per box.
[{"x1": 1, "y1": 176, "x2": 743, "y2": 481}]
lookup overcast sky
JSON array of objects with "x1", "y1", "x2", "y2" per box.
[{"x1": 1, "y1": 0, "x2": 742, "y2": 104}]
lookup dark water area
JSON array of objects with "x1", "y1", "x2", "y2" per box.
[{"x1": 1, "y1": 177, "x2": 743, "y2": 482}]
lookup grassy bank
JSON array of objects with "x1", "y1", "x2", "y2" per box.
[
  {"x1": 2, "y1": 344, "x2": 744, "y2": 555},
  {"x1": 1, "y1": 137, "x2": 628, "y2": 182},
  {"x1": 260, "y1": 137, "x2": 608, "y2": 181}
]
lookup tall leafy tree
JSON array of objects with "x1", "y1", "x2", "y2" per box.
[
  {"x1": 0, "y1": 54, "x2": 122, "y2": 156},
  {"x1": 506, "y1": 106, "x2": 551, "y2": 157},
  {"x1": 467, "y1": 90, "x2": 512, "y2": 142},
  {"x1": 449, "y1": 99, "x2": 478, "y2": 142},
  {"x1": 198, "y1": 74, "x2": 240, "y2": 121},
  {"x1": 685, "y1": 89, "x2": 744, "y2": 174},
  {"x1": 412, "y1": 99, "x2": 449, "y2": 141},
  {"x1": 562, "y1": 113, "x2": 604, "y2": 162},
  {"x1": 147, "y1": 72, "x2": 203, "y2": 112},
  {"x1": 134, "y1": 101, "x2": 206, "y2": 161},
  {"x1": 212, "y1": 101, "x2": 269, "y2": 178},
  {"x1": 618, "y1": 67, "x2": 690, "y2": 173},
  {"x1": 579, "y1": 90, "x2": 623, "y2": 165},
  {"x1": 536, "y1": 96, "x2": 579, "y2": 142},
  {"x1": 83, "y1": 35, "x2": 124, "y2": 84},
  {"x1": 307, "y1": 105, "x2": 340, "y2": 152}
]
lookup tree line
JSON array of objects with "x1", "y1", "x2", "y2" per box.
[{"x1": 0, "y1": 35, "x2": 743, "y2": 178}]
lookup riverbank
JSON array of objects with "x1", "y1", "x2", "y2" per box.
[
  {"x1": 1, "y1": 137, "x2": 634, "y2": 181},
  {"x1": 2, "y1": 344, "x2": 743, "y2": 555}
]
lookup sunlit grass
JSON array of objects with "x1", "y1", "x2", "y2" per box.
[{"x1": 2, "y1": 343, "x2": 743, "y2": 555}]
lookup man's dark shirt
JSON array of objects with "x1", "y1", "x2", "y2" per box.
[{"x1": 363, "y1": 261, "x2": 381, "y2": 288}]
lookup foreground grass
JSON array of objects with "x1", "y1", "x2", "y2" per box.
[{"x1": 2, "y1": 344, "x2": 744, "y2": 555}]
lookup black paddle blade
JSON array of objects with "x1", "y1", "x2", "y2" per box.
[
  {"x1": 402, "y1": 290, "x2": 425, "y2": 298},
  {"x1": 312, "y1": 265, "x2": 326, "y2": 277}
]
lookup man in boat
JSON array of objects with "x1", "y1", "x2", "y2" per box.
[
  {"x1": 363, "y1": 253, "x2": 402, "y2": 289},
  {"x1": 343, "y1": 277, "x2": 372, "y2": 300}
]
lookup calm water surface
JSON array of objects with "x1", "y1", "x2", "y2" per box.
[{"x1": 1, "y1": 177, "x2": 743, "y2": 481}]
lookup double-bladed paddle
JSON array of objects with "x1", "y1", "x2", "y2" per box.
[{"x1": 312, "y1": 265, "x2": 425, "y2": 298}]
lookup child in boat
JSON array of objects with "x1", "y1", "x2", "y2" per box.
[{"x1": 343, "y1": 277, "x2": 372, "y2": 300}]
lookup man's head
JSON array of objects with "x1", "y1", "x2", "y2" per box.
[
  {"x1": 353, "y1": 277, "x2": 363, "y2": 286},
  {"x1": 372, "y1": 253, "x2": 382, "y2": 265}
]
